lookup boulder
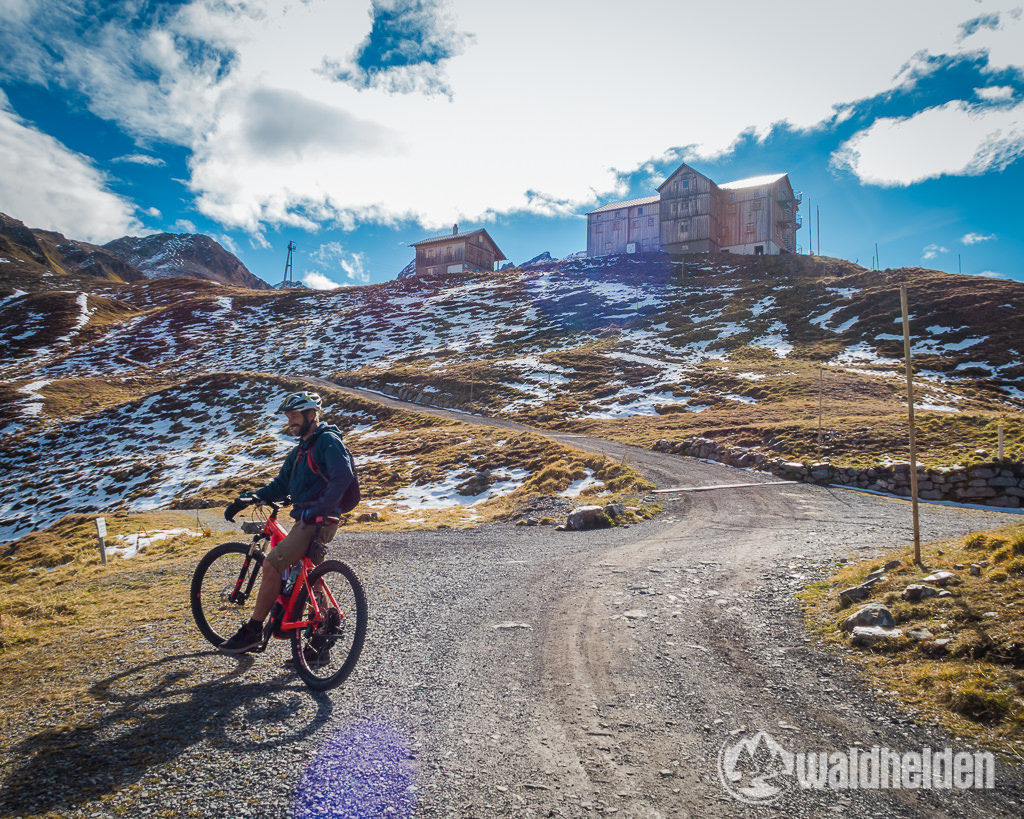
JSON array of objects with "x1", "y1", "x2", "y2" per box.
[
  {"x1": 851, "y1": 626, "x2": 902, "y2": 647},
  {"x1": 455, "y1": 469, "x2": 493, "y2": 496},
  {"x1": 907, "y1": 627, "x2": 935, "y2": 641},
  {"x1": 567, "y1": 505, "x2": 610, "y2": 531},
  {"x1": 902, "y1": 584, "x2": 939, "y2": 602},
  {"x1": 970, "y1": 564, "x2": 983, "y2": 577},
  {"x1": 840, "y1": 603, "x2": 896, "y2": 632}
]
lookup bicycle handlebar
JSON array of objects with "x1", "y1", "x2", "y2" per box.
[{"x1": 224, "y1": 494, "x2": 282, "y2": 522}]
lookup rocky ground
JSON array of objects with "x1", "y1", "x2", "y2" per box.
[{"x1": 2, "y1": 407, "x2": 1023, "y2": 817}]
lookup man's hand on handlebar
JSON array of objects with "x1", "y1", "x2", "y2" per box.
[{"x1": 224, "y1": 494, "x2": 258, "y2": 522}]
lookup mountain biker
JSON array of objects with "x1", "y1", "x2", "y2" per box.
[{"x1": 219, "y1": 390, "x2": 357, "y2": 654}]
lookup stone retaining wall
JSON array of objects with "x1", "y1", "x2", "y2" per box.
[{"x1": 654, "y1": 437, "x2": 1023, "y2": 509}]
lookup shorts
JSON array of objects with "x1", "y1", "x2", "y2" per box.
[{"x1": 264, "y1": 520, "x2": 337, "y2": 573}]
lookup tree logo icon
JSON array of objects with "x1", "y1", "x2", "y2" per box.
[{"x1": 717, "y1": 730, "x2": 794, "y2": 804}]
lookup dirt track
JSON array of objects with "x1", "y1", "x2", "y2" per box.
[{"x1": 3, "y1": 388, "x2": 1023, "y2": 817}]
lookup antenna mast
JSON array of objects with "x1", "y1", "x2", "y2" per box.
[{"x1": 283, "y1": 241, "x2": 296, "y2": 286}]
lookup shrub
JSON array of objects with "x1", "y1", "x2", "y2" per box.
[
  {"x1": 1007, "y1": 558, "x2": 1024, "y2": 576},
  {"x1": 948, "y1": 685, "x2": 1012, "y2": 724},
  {"x1": 1012, "y1": 534, "x2": 1024, "y2": 557},
  {"x1": 964, "y1": 533, "x2": 988, "y2": 550},
  {"x1": 993, "y1": 547, "x2": 1012, "y2": 564},
  {"x1": 990, "y1": 571, "x2": 1009, "y2": 583}
]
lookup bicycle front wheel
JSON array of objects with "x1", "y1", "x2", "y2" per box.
[
  {"x1": 191, "y1": 541, "x2": 264, "y2": 646},
  {"x1": 290, "y1": 560, "x2": 367, "y2": 691}
]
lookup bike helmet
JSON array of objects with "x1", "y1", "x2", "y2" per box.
[{"x1": 278, "y1": 391, "x2": 322, "y2": 413}]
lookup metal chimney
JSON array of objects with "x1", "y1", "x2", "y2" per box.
[{"x1": 453, "y1": 223, "x2": 458, "y2": 235}]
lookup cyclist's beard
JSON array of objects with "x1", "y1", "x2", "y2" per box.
[{"x1": 295, "y1": 415, "x2": 315, "y2": 438}]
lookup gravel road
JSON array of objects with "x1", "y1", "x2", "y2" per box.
[{"x1": 4, "y1": 389, "x2": 1023, "y2": 818}]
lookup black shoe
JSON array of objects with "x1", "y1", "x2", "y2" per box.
[{"x1": 219, "y1": 620, "x2": 262, "y2": 654}]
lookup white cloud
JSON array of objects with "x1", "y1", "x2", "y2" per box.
[
  {"x1": 975, "y1": 270, "x2": 1005, "y2": 278},
  {"x1": 0, "y1": 97, "x2": 141, "y2": 242},
  {"x1": 174, "y1": 218, "x2": 197, "y2": 233},
  {"x1": 922, "y1": 243, "x2": 949, "y2": 259},
  {"x1": 5, "y1": 1, "x2": 1024, "y2": 234},
  {"x1": 961, "y1": 231, "x2": 996, "y2": 244},
  {"x1": 145, "y1": 206, "x2": 161, "y2": 218},
  {"x1": 832, "y1": 100, "x2": 1024, "y2": 186},
  {"x1": 215, "y1": 233, "x2": 239, "y2": 254},
  {"x1": 112, "y1": 153, "x2": 166, "y2": 166},
  {"x1": 976, "y1": 85, "x2": 1015, "y2": 101},
  {"x1": 302, "y1": 271, "x2": 341, "y2": 290},
  {"x1": 310, "y1": 241, "x2": 370, "y2": 284}
]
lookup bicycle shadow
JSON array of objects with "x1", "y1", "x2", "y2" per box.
[{"x1": 0, "y1": 650, "x2": 334, "y2": 815}]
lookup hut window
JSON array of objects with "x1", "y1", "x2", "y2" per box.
[{"x1": 682, "y1": 180, "x2": 689, "y2": 189}]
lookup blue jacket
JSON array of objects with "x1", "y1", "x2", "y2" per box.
[{"x1": 255, "y1": 423, "x2": 355, "y2": 519}]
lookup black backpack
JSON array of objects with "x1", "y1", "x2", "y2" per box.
[{"x1": 301, "y1": 436, "x2": 361, "y2": 514}]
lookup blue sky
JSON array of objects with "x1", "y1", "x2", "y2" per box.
[{"x1": 0, "y1": 0, "x2": 1022, "y2": 286}]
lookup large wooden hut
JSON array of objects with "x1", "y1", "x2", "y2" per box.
[
  {"x1": 410, "y1": 225, "x2": 507, "y2": 278},
  {"x1": 586, "y1": 163, "x2": 800, "y2": 258}
]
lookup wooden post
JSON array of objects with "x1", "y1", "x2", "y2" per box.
[
  {"x1": 95, "y1": 517, "x2": 107, "y2": 565},
  {"x1": 900, "y1": 285, "x2": 921, "y2": 565},
  {"x1": 998, "y1": 422, "x2": 1005, "y2": 460},
  {"x1": 816, "y1": 205, "x2": 821, "y2": 258},
  {"x1": 875, "y1": 242, "x2": 879, "y2": 270},
  {"x1": 817, "y1": 365, "x2": 824, "y2": 450}
]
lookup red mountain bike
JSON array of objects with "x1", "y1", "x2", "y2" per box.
[{"x1": 190, "y1": 498, "x2": 367, "y2": 691}]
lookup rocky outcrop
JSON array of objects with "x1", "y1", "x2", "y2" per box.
[
  {"x1": 103, "y1": 233, "x2": 269, "y2": 289},
  {"x1": 653, "y1": 437, "x2": 1024, "y2": 509}
]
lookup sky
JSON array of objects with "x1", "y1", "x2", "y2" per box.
[{"x1": 0, "y1": 0, "x2": 1022, "y2": 287}]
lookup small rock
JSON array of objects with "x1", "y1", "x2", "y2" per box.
[
  {"x1": 983, "y1": 611, "x2": 998, "y2": 618},
  {"x1": 883, "y1": 559, "x2": 902, "y2": 571},
  {"x1": 907, "y1": 628, "x2": 935, "y2": 641},
  {"x1": 953, "y1": 563, "x2": 965, "y2": 570},
  {"x1": 923, "y1": 571, "x2": 957, "y2": 586},
  {"x1": 355, "y1": 510, "x2": 381, "y2": 522},
  {"x1": 839, "y1": 583, "x2": 874, "y2": 604},
  {"x1": 851, "y1": 626, "x2": 903, "y2": 647},
  {"x1": 970, "y1": 564, "x2": 982, "y2": 577},
  {"x1": 938, "y1": 590, "x2": 953, "y2": 598},
  {"x1": 604, "y1": 502, "x2": 626, "y2": 518},
  {"x1": 622, "y1": 609, "x2": 648, "y2": 620},
  {"x1": 840, "y1": 603, "x2": 896, "y2": 632},
  {"x1": 902, "y1": 584, "x2": 939, "y2": 602}
]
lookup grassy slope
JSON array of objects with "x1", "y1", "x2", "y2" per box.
[{"x1": 800, "y1": 523, "x2": 1024, "y2": 759}]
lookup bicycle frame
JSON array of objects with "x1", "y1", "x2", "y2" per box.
[{"x1": 233, "y1": 500, "x2": 340, "y2": 643}]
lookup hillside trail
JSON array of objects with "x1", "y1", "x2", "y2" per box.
[{"x1": 305, "y1": 380, "x2": 1024, "y2": 816}]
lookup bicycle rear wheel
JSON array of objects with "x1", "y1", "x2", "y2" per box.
[
  {"x1": 290, "y1": 559, "x2": 367, "y2": 691},
  {"x1": 191, "y1": 542, "x2": 264, "y2": 646}
]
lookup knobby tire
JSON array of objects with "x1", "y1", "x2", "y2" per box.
[
  {"x1": 191, "y1": 541, "x2": 264, "y2": 646},
  {"x1": 289, "y1": 559, "x2": 367, "y2": 691}
]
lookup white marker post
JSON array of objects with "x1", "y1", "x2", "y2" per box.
[{"x1": 95, "y1": 517, "x2": 107, "y2": 565}]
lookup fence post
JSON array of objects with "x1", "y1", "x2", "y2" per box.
[
  {"x1": 96, "y1": 517, "x2": 107, "y2": 565},
  {"x1": 900, "y1": 285, "x2": 921, "y2": 566},
  {"x1": 998, "y1": 423, "x2": 1004, "y2": 460}
]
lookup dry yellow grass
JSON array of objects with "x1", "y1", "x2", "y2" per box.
[{"x1": 800, "y1": 523, "x2": 1024, "y2": 759}]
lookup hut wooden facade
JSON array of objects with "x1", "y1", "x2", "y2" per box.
[
  {"x1": 411, "y1": 225, "x2": 507, "y2": 278},
  {"x1": 587, "y1": 163, "x2": 800, "y2": 257},
  {"x1": 586, "y1": 195, "x2": 661, "y2": 257}
]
